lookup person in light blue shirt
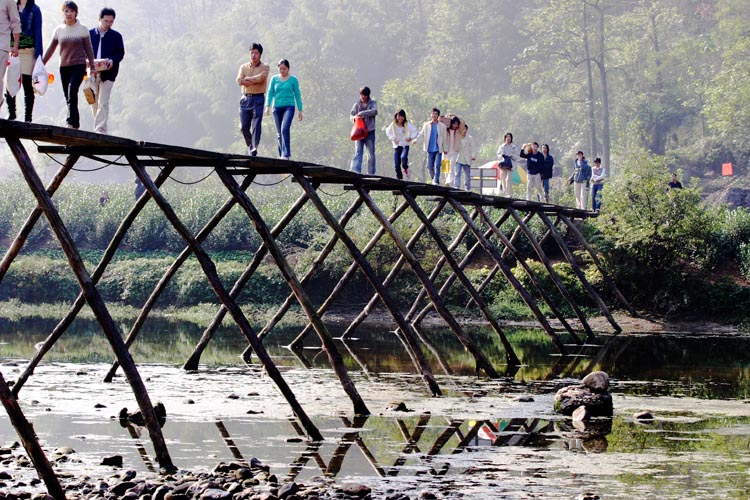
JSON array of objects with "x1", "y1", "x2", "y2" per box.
[{"x1": 265, "y1": 58, "x2": 303, "y2": 159}]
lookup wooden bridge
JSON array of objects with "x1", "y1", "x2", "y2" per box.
[{"x1": 0, "y1": 120, "x2": 634, "y2": 494}]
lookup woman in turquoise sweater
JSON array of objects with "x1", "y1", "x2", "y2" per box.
[{"x1": 265, "y1": 59, "x2": 303, "y2": 159}]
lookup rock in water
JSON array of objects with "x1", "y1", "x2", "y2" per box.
[
  {"x1": 582, "y1": 371, "x2": 609, "y2": 393},
  {"x1": 554, "y1": 384, "x2": 613, "y2": 417}
]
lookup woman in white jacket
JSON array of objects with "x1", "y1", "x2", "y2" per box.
[{"x1": 385, "y1": 109, "x2": 418, "y2": 180}]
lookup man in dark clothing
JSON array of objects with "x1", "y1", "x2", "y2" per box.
[
  {"x1": 668, "y1": 172, "x2": 682, "y2": 189},
  {"x1": 520, "y1": 141, "x2": 545, "y2": 201},
  {"x1": 89, "y1": 7, "x2": 124, "y2": 134}
]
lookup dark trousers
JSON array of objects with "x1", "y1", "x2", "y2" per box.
[
  {"x1": 272, "y1": 105, "x2": 295, "y2": 158},
  {"x1": 60, "y1": 64, "x2": 86, "y2": 128},
  {"x1": 239, "y1": 94, "x2": 264, "y2": 156},
  {"x1": 6, "y1": 74, "x2": 34, "y2": 121},
  {"x1": 393, "y1": 145, "x2": 410, "y2": 179}
]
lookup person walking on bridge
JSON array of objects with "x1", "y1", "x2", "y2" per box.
[
  {"x1": 265, "y1": 58, "x2": 303, "y2": 160},
  {"x1": 236, "y1": 42, "x2": 269, "y2": 157},
  {"x1": 414, "y1": 108, "x2": 447, "y2": 185},
  {"x1": 349, "y1": 86, "x2": 378, "y2": 174},
  {"x1": 88, "y1": 7, "x2": 124, "y2": 134}
]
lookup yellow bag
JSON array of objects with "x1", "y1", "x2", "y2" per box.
[{"x1": 440, "y1": 158, "x2": 451, "y2": 173}]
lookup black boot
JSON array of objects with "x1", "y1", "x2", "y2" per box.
[
  {"x1": 22, "y1": 75, "x2": 33, "y2": 122},
  {"x1": 6, "y1": 92, "x2": 16, "y2": 120}
]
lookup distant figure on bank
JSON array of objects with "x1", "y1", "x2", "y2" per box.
[
  {"x1": 5, "y1": 0, "x2": 39, "y2": 122},
  {"x1": 541, "y1": 143, "x2": 554, "y2": 202},
  {"x1": 572, "y1": 150, "x2": 592, "y2": 210},
  {"x1": 385, "y1": 109, "x2": 417, "y2": 180},
  {"x1": 349, "y1": 86, "x2": 378, "y2": 174},
  {"x1": 414, "y1": 108, "x2": 447, "y2": 185},
  {"x1": 520, "y1": 141, "x2": 544, "y2": 201},
  {"x1": 89, "y1": 7, "x2": 124, "y2": 134},
  {"x1": 43, "y1": 1, "x2": 96, "y2": 129},
  {"x1": 455, "y1": 124, "x2": 476, "y2": 191},
  {"x1": 497, "y1": 132, "x2": 519, "y2": 197},
  {"x1": 134, "y1": 177, "x2": 144, "y2": 199},
  {"x1": 591, "y1": 157, "x2": 605, "y2": 211},
  {"x1": 98, "y1": 190, "x2": 109, "y2": 206},
  {"x1": 668, "y1": 172, "x2": 682, "y2": 189},
  {"x1": 236, "y1": 42, "x2": 269, "y2": 156},
  {"x1": 265, "y1": 58, "x2": 302, "y2": 160}
]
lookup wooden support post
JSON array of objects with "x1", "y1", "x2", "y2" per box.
[
  {"x1": 402, "y1": 207, "x2": 477, "y2": 323},
  {"x1": 356, "y1": 187, "x2": 500, "y2": 379},
  {"x1": 537, "y1": 212, "x2": 622, "y2": 333},
  {"x1": 0, "y1": 154, "x2": 79, "y2": 283},
  {"x1": 293, "y1": 176, "x2": 441, "y2": 396},
  {"x1": 14, "y1": 166, "x2": 174, "y2": 393},
  {"x1": 215, "y1": 167, "x2": 370, "y2": 415},
  {"x1": 288, "y1": 200, "x2": 411, "y2": 348},
  {"x1": 559, "y1": 214, "x2": 637, "y2": 317},
  {"x1": 402, "y1": 193, "x2": 521, "y2": 367},
  {"x1": 105, "y1": 174, "x2": 254, "y2": 382},
  {"x1": 184, "y1": 187, "x2": 310, "y2": 371},
  {"x1": 340, "y1": 199, "x2": 446, "y2": 340},
  {"x1": 505, "y1": 209, "x2": 594, "y2": 342},
  {"x1": 248, "y1": 194, "x2": 365, "y2": 354},
  {"x1": 467, "y1": 210, "x2": 529, "y2": 309},
  {"x1": 481, "y1": 207, "x2": 583, "y2": 344},
  {"x1": 0, "y1": 371, "x2": 66, "y2": 500},
  {"x1": 129, "y1": 158, "x2": 326, "y2": 437},
  {"x1": 445, "y1": 197, "x2": 568, "y2": 355},
  {"x1": 7, "y1": 138, "x2": 176, "y2": 471}
]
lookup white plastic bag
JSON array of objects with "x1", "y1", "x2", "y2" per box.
[
  {"x1": 4, "y1": 56, "x2": 21, "y2": 97},
  {"x1": 32, "y1": 56, "x2": 48, "y2": 96}
]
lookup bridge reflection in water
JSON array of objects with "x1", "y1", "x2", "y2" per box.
[{"x1": 0, "y1": 121, "x2": 634, "y2": 489}]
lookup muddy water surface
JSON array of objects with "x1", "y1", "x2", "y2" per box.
[{"x1": 1, "y1": 316, "x2": 749, "y2": 499}]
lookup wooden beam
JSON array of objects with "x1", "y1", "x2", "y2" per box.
[
  {"x1": 14, "y1": 166, "x2": 174, "y2": 394},
  {"x1": 104, "y1": 173, "x2": 254, "y2": 382},
  {"x1": 130, "y1": 158, "x2": 325, "y2": 437},
  {"x1": 559, "y1": 214, "x2": 637, "y2": 317},
  {"x1": 215, "y1": 168, "x2": 370, "y2": 415},
  {"x1": 7, "y1": 138, "x2": 176, "y2": 470},
  {"x1": 356, "y1": 187, "x2": 500, "y2": 379},
  {"x1": 537, "y1": 212, "x2": 622, "y2": 333}
]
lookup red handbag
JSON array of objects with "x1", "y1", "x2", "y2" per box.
[{"x1": 350, "y1": 116, "x2": 367, "y2": 141}]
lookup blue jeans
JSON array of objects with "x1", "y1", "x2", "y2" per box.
[
  {"x1": 426, "y1": 151, "x2": 442, "y2": 184},
  {"x1": 351, "y1": 130, "x2": 376, "y2": 174},
  {"x1": 393, "y1": 145, "x2": 409, "y2": 179},
  {"x1": 542, "y1": 178, "x2": 550, "y2": 201},
  {"x1": 60, "y1": 64, "x2": 86, "y2": 128},
  {"x1": 591, "y1": 183, "x2": 603, "y2": 210},
  {"x1": 272, "y1": 105, "x2": 295, "y2": 158},
  {"x1": 239, "y1": 94, "x2": 264, "y2": 156},
  {"x1": 456, "y1": 162, "x2": 471, "y2": 190}
]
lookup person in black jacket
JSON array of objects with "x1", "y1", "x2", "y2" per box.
[
  {"x1": 541, "y1": 143, "x2": 554, "y2": 202},
  {"x1": 520, "y1": 141, "x2": 545, "y2": 201},
  {"x1": 88, "y1": 7, "x2": 124, "y2": 134}
]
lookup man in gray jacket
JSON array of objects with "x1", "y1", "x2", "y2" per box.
[{"x1": 350, "y1": 86, "x2": 378, "y2": 174}]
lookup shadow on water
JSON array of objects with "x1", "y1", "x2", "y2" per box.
[{"x1": 2, "y1": 316, "x2": 750, "y2": 498}]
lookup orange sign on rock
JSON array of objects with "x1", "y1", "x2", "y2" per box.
[{"x1": 722, "y1": 162, "x2": 733, "y2": 176}]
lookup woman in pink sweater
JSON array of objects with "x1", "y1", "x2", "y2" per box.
[{"x1": 42, "y1": 1, "x2": 95, "y2": 129}]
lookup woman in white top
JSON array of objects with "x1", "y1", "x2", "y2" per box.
[
  {"x1": 385, "y1": 109, "x2": 417, "y2": 180},
  {"x1": 496, "y1": 132, "x2": 519, "y2": 197}
]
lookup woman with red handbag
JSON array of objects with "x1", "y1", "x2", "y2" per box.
[{"x1": 349, "y1": 86, "x2": 378, "y2": 174}]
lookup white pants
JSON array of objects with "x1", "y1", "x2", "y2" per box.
[
  {"x1": 500, "y1": 168, "x2": 513, "y2": 197},
  {"x1": 526, "y1": 173, "x2": 544, "y2": 201},
  {"x1": 0, "y1": 50, "x2": 8, "y2": 107},
  {"x1": 444, "y1": 152, "x2": 458, "y2": 186},
  {"x1": 91, "y1": 77, "x2": 115, "y2": 134},
  {"x1": 574, "y1": 182, "x2": 589, "y2": 209}
]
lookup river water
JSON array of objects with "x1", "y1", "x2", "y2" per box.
[{"x1": 1, "y1": 316, "x2": 749, "y2": 499}]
